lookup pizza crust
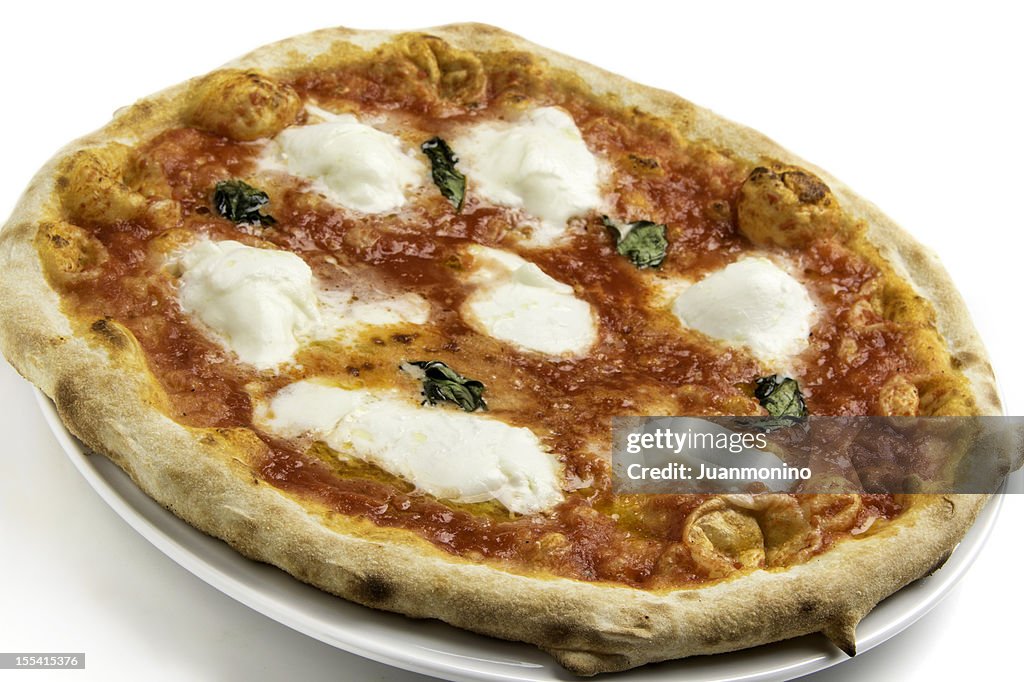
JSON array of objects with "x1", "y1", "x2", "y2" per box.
[{"x1": 0, "y1": 24, "x2": 1000, "y2": 675}]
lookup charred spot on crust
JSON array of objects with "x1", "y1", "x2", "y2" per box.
[
  {"x1": 541, "y1": 622, "x2": 577, "y2": 647},
  {"x1": 736, "y1": 164, "x2": 840, "y2": 247},
  {"x1": 355, "y1": 574, "x2": 395, "y2": 604},
  {"x1": 799, "y1": 600, "x2": 820, "y2": 614},
  {"x1": 53, "y1": 377, "x2": 79, "y2": 419},
  {"x1": 628, "y1": 154, "x2": 660, "y2": 171},
  {"x1": 36, "y1": 221, "x2": 110, "y2": 282},
  {"x1": 90, "y1": 317, "x2": 126, "y2": 348},
  {"x1": 52, "y1": 376, "x2": 102, "y2": 455},
  {"x1": 747, "y1": 165, "x2": 831, "y2": 205},
  {"x1": 781, "y1": 170, "x2": 830, "y2": 204}
]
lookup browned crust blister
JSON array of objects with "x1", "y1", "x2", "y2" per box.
[{"x1": 0, "y1": 24, "x2": 1000, "y2": 675}]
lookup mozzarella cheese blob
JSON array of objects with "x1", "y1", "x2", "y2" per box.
[
  {"x1": 177, "y1": 239, "x2": 321, "y2": 369},
  {"x1": 462, "y1": 245, "x2": 597, "y2": 356},
  {"x1": 672, "y1": 257, "x2": 815, "y2": 361},
  {"x1": 268, "y1": 111, "x2": 423, "y2": 213},
  {"x1": 258, "y1": 380, "x2": 564, "y2": 514},
  {"x1": 456, "y1": 107, "x2": 602, "y2": 242},
  {"x1": 175, "y1": 239, "x2": 429, "y2": 368}
]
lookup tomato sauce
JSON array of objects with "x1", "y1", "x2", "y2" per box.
[{"x1": 52, "y1": 57, "x2": 919, "y2": 587}]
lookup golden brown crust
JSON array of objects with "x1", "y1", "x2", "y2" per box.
[
  {"x1": 185, "y1": 69, "x2": 302, "y2": 141},
  {"x1": 0, "y1": 24, "x2": 1000, "y2": 675}
]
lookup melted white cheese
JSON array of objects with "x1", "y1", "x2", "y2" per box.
[
  {"x1": 258, "y1": 380, "x2": 564, "y2": 514},
  {"x1": 319, "y1": 289, "x2": 430, "y2": 329},
  {"x1": 266, "y1": 111, "x2": 423, "y2": 214},
  {"x1": 455, "y1": 107, "x2": 602, "y2": 243},
  {"x1": 177, "y1": 239, "x2": 321, "y2": 369},
  {"x1": 175, "y1": 239, "x2": 429, "y2": 369},
  {"x1": 461, "y1": 245, "x2": 597, "y2": 356},
  {"x1": 672, "y1": 257, "x2": 815, "y2": 361}
]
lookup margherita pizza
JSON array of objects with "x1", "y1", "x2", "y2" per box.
[{"x1": 0, "y1": 24, "x2": 1001, "y2": 675}]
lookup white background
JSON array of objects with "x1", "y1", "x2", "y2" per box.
[{"x1": 1, "y1": 1, "x2": 1021, "y2": 680}]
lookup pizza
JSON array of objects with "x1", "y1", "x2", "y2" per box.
[{"x1": 0, "y1": 24, "x2": 1002, "y2": 675}]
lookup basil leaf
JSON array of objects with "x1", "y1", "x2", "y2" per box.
[
  {"x1": 421, "y1": 137, "x2": 466, "y2": 212},
  {"x1": 405, "y1": 360, "x2": 487, "y2": 412},
  {"x1": 213, "y1": 180, "x2": 276, "y2": 226},
  {"x1": 602, "y1": 216, "x2": 668, "y2": 269},
  {"x1": 754, "y1": 375, "x2": 808, "y2": 430}
]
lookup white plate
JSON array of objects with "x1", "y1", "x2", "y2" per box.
[{"x1": 35, "y1": 388, "x2": 1003, "y2": 682}]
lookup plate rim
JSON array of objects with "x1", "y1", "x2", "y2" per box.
[{"x1": 33, "y1": 387, "x2": 1005, "y2": 682}]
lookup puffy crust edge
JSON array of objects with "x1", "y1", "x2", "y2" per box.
[{"x1": 0, "y1": 23, "x2": 999, "y2": 675}]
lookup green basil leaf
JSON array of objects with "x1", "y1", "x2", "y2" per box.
[
  {"x1": 602, "y1": 216, "x2": 668, "y2": 269},
  {"x1": 213, "y1": 180, "x2": 276, "y2": 226},
  {"x1": 754, "y1": 375, "x2": 808, "y2": 430},
  {"x1": 421, "y1": 137, "x2": 466, "y2": 212},
  {"x1": 405, "y1": 360, "x2": 487, "y2": 412}
]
